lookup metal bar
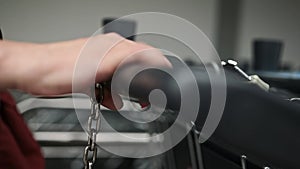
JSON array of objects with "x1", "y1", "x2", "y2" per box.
[{"x1": 33, "y1": 132, "x2": 159, "y2": 143}]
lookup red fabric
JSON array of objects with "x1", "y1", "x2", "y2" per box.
[{"x1": 0, "y1": 91, "x2": 45, "y2": 169}]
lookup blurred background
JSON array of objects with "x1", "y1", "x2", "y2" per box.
[
  {"x1": 1, "y1": 0, "x2": 300, "y2": 169},
  {"x1": 0, "y1": 0, "x2": 299, "y2": 70}
]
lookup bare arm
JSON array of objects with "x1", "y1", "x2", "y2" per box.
[
  {"x1": 0, "y1": 33, "x2": 170, "y2": 109},
  {"x1": 0, "y1": 38, "x2": 84, "y2": 93}
]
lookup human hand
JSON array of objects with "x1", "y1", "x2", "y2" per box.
[{"x1": 7, "y1": 33, "x2": 170, "y2": 109}]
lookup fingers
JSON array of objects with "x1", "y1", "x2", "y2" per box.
[
  {"x1": 79, "y1": 34, "x2": 172, "y2": 110},
  {"x1": 101, "y1": 87, "x2": 123, "y2": 110},
  {"x1": 95, "y1": 36, "x2": 172, "y2": 83}
]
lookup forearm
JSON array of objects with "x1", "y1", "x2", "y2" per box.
[
  {"x1": 0, "y1": 33, "x2": 169, "y2": 100},
  {"x1": 0, "y1": 38, "x2": 88, "y2": 94},
  {"x1": 0, "y1": 40, "x2": 40, "y2": 91}
]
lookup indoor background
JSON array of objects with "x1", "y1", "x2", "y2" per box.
[{"x1": 1, "y1": 0, "x2": 299, "y2": 70}]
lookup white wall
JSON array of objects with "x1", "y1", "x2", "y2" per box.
[
  {"x1": 235, "y1": 0, "x2": 300, "y2": 69},
  {"x1": 0, "y1": 0, "x2": 219, "y2": 45}
]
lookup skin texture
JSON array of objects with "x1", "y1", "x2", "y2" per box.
[{"x1": 0, "y1": 33, "x2": 171, "y2": 109}]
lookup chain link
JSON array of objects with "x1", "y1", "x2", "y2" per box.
[{"x1": 83, "y1": 83, "x2": 104, "y2": 169}]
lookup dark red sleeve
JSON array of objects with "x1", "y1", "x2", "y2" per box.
[{"x1": 0, "y1": 91, "x2": 45, "y2": 169}]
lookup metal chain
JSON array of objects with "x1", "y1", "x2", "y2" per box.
[{"x1": 83, "y1": 83, "x2": 104, "y2": 169}]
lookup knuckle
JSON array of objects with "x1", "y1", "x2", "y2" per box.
[{"x1": 105, "y1": 32, "x2": 122, "y2": 38}]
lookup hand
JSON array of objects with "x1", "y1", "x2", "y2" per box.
[{"x1": 0, "y1": 33, "x2": 170, "y2": 109}]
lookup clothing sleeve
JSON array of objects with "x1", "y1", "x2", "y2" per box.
[{"x1": 0, "y1": 91, "x2": 45, "y2": 169}]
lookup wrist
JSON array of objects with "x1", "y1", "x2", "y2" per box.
[{"x1": 23, "y1": 38, "x2": 86, "y2": 95}]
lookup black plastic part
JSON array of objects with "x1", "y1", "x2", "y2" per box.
[
  {"x1": 253, "y1": 39, "x2": 283, "y2": 71},
  {"x1": 102, "y1": 18, "x2": 136, "y2": 41}
]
